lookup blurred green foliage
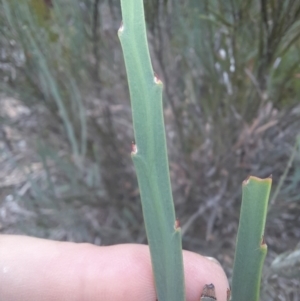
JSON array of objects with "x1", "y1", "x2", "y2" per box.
[{"x1": 0, "y1": 0, "x2": 300, "y2": 298}]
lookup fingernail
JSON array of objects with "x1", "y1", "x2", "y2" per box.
[{"x1": 205, "y1": 256, "x2": 221, "y2": 266}]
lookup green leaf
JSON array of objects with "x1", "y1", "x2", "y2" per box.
[
  {"x1": 118, "y1": 1, "x2": 185, "y2": 301},
  {"x1": 231, "y1": 176, "x2": 272, "y2": 301}
]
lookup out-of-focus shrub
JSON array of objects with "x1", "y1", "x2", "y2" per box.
[{"x1": 0, "y1": 2, "x2": 300, "y2": 297}]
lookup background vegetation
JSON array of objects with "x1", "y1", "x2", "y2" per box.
[{"x1": 0, "y1": 0, "x2": 299, "y2": 299}]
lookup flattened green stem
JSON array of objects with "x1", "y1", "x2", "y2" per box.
[
  {"x1": 118, "y1": 1, "x2": 185, "y2": 301},
  {"x1": 231, "y1": 176, "x2": 272, "y2": 301}
]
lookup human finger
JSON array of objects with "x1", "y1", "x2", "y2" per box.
[{"x1": 0, "y1": 235, "x2": 229, "y2": 301}]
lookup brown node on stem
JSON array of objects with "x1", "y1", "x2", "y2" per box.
[
  {"x1": 118, "y1": 21, "x2": 124, "y2": 33},
  {"x1": 154, "y1": 72, "x2": 163, "y2": 85},
  {"x1": 174, "y1": 218, "x2": 180, "y2": 230},
  {"x1": 243, "y1": 175, "x2": 250, "y2": 185},
  {"x1": 201, "y1": 283, "x2": 216, "y2": 300},
  {"x1": 131, "y1": 141, "x2": 137, "y2": 154},
  {"x1": 261, "y1": 235, "x2": 266, "y2": 246}
]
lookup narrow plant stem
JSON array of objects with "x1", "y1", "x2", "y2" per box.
[
  {"x1": 270, "y1": 135, "x2": 300, "y2": 205},
  {"x1": 231, "y1": 176, "x2": 272, "y2": 301},
  {"x1": 118, "y1": 1, "x2": 185, "y2": 301}
]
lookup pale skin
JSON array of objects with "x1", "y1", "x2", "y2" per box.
[{"x1": 0, "y1": 235, "x2": 229, "y2": 301}]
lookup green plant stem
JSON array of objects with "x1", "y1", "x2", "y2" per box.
[
  {"x1": 118, "y1": 1, "x2": 185, "y2": 301},
  {"x1": 231, "y1": 176, "x2": 272, "y2": 301},
  {"x1": 271, "y1": 135, "x2": 300, "y2": 205}
]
